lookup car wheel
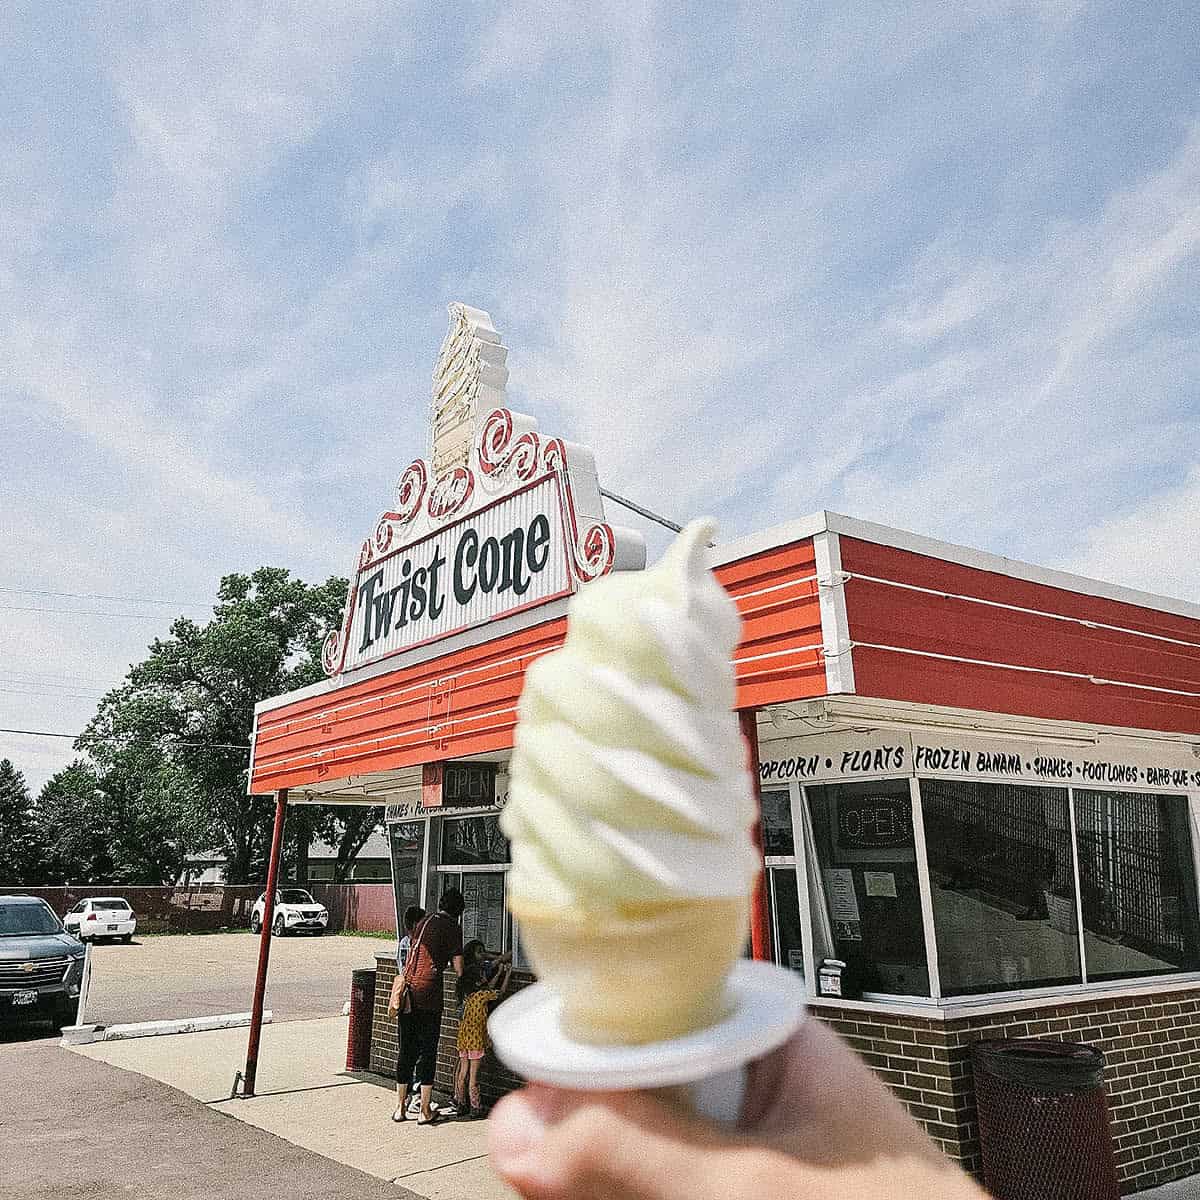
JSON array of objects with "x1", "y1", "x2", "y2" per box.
[
  {"x1": 121, "y1": 934, "x2": 132, "y2": 944},
  {"x1": 250, "y1": 913, "x2": 262, "y2": 934},
  {"x1": 272, "y1": 914, "x2": 286, "y2": 937}
]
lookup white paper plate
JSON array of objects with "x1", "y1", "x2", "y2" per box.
[{"x1": 488, "y1": 960, "x2": 806, "y2": 1091}]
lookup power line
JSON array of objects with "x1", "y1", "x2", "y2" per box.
[
  {"x1": 0, "y1": 603, "x2": 188, "y2": 620},
  {"x1": 0, "y1": 727, "x2": 251, "y2": 751},
  {"x1": 0, "y1": 585, "x2": 210, "y2": 609},
  {"x1": 0, "y1": 687, "x2": 105, "y2": 701},
  {"x1": 0, "y1": 669, "x2": 118, "y2": 686}
]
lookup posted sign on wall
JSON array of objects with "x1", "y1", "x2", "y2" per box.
[{"x1": 342, "y1": 477, "x2": 569, "y2": 672}]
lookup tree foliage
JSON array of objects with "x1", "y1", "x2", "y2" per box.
[
  {"x1": 77, "y1": 567, "x2": 352, "y2": 883},
  {"x1": 0, "y1": 759, "x2": 42, "y2": 884}
]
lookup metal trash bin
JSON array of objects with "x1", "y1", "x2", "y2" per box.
[
  {"x1": 346, "y1": 967, "x2": 377, "y2": 1071},
  {"x1": 971, "y1": 1039, "x2": 1119, "y2": 1200}
]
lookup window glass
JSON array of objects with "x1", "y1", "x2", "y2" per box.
[
  {"x1": 513, "y1": 918, "x2": 532, "y2": 971},
  {"x1": 921, "y1": 779, "x2": 1081, "y2": 996},
  {"x1": 1074, "y1": 791, "x2": 1200, "y2": 982},
  {"x1": 768, "y1": 867, "x2": 804, "y2": 976},
  {"x1": 761, "y1": 789, "x2": 794, "y2": 858},
  {"x1": 441, "y1": 815, "x2": 509, "y2": 866},
  {"x1": 389, "y1": 821, "x2": 426, "y2": 927},
  {"x1": 806, "y1": 780, "x2": 929, "y2": 997},
  {"x1": 441, "y1": 869, "x2": 507, "y2": 952}
]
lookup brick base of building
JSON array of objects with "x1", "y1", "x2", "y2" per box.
[
  {"x1": 367, "y1": 953, "x2": 1199, "y2": 1193},
  {"x1": 815, "y1": 988, "x2": 1200, "y2": 1194}
]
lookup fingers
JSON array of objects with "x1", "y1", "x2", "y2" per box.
[
  {"x1": 742, "y1": 1019, "x2": 944, "y2": 1165},
  {"x1": 488, "y1": 1085, "x2": 763, "y2": 1200}
]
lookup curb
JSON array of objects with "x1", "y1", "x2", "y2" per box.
[{"x1": 61, "y1": 1011, "x2": 272, "y2": 1046}]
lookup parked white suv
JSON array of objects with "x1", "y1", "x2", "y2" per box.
[
  {"x1": 63, "y1": 897, "x2": 137, "y2": 943},
  {"x1": 250, "y1": 889, "x2": 329, "y2": 936}
]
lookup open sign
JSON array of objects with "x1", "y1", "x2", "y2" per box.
[{"x1": 836, "y1": 794, "x2": 912, "y2": 850}]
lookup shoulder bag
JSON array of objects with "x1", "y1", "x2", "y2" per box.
[{"x1": 389, "y1": 915, "x2": 430, "y2": 1017}]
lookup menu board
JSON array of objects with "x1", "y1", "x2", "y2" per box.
[{"x1": 461, "y1": 873, "x2": 505, "y2": 951}]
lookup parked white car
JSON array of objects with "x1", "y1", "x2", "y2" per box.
[
  {"x1": 63, "y1": 897, "x2": 137, "y2": 943},
  {"x1": 249, "y1": 889, "x2": 329, "y2": 936}
]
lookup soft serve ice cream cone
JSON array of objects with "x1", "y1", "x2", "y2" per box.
[{"x1": 500, "y1": 519, "x2": 758, "y2": 1045}]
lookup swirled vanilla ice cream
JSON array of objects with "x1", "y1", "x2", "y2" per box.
[{"x1": 500, "y1": 519, "x2": 758, "y2": 1044}]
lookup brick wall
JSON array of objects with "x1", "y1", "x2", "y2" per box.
[
  {"x1": 369, "y1": 954, "x2": 532, "y2": 1105},
  {"x1": 815, "y1": 987, "x2": 1200, "y2": 1194}
]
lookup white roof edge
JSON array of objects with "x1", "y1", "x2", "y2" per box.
[
  {"x1": 255, "y1": 593, "x2": 573, "y2": 715},
  {"x1": 707, "y1": 511, "x2": 832, "y2": 568},
  {"x1": 710, "y1": 509, "x2": 1200, "y2": 622}
]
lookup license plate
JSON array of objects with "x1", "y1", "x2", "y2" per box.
[
  {"x1": 108, "y1": 924, "x2": 118, "y2": 931},
  {"x1": 12, "y1": 990, "x2": 37, "y2": 1006}
]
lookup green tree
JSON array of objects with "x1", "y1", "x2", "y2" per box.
[
  {"x1": 0, "y1": 759, "x2": 42, "y2": 884},
  {"x1": 78, "y1": 567, "x2": 348, "y2": 883},
  {"x1": 34, "y1": 761, "x2": 114, "y2": 883}
]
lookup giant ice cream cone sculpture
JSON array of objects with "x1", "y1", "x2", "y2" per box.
[{"x1": 500, "y1": 520, "x2": 758, "y2": 1045}]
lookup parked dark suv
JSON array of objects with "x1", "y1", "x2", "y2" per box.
[{"x1": 0, "y1": 896, "x2": 87, "y2": 1031}]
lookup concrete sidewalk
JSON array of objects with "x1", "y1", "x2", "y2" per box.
[{"x1": 69, "y1": 1015, "x2": 515, "y2": 1199}]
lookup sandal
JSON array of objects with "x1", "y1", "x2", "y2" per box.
[
  {"x1": 416, "y1": 1111, "x2": 440, "y2": 1126},
  {"x1": 391, "y1": 1107, "x2": 408, "y2": 1122}
]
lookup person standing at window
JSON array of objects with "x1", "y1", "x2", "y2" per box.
[
  {"x1": 394, "y1": 888, "x2": 465, "y2": 1124},
  {"x1": 398, "y1": 905, "x2": 425, "y2": 970}
]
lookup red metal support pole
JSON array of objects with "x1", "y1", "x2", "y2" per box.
[
  {"x1": 739, "y1": 708, "x2": 771, "y2": 962},
  {"x1": 241, "y1": 788, "x2": 287, "y2": 1098}
]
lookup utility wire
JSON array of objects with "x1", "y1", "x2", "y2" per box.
[
  {"x1": 0, "y1": 585, "x2": 210, "y2": 609},
  {"x1": 0, "y1": 727, "x2": 251, "y2": 751},
  {"x1": 0, "y1": 603, "x2": 189, "y2": 620}
]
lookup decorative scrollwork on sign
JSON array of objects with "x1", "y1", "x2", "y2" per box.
[
  {"x1": 574, "y1": 521, "x2": 616, "y2": 580},
  {"x1": 477, "y1": 407, "x2": 542, "y2": 488},
  {"x1": 394, "y1": 459, "x2": 428, "y2": 524},
  {"x1": 478, "y1": 408, "x2": 514, "y2": 476},
  {"x1": 322, "y1": 629, "x2": 342, "y2": 675},
  {"x1": 357, "y1": 537, "x2": 375, "y2": 570},
  {"x1": 374, "y1": 515, "x2": 395, "y2": 554},
  {"x1": 428, "y1": 466, "x2": 474, "y2": 521},
  {"x1": 541, "y1": 437, "x2": 568, "y2": 474}
]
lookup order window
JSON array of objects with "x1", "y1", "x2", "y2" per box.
[
  {"x1": 805, "y1": 779, "x2": 930, "y2": 997},
  {"x1": 921, "y1": 779, "x2": 1081, "y2": 996}
]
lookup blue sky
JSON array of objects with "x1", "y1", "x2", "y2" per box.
[{"x1": 3, "y1": 2, "x2": 1200, "y2": 789}]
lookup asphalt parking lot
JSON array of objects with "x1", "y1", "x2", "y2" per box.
[
  {"x1": 0, "y1": 1037, "x2": 420, "y2": 1200},
  {"x1": 73, "y1": 932, "x2": 394, "y2": 1028}
]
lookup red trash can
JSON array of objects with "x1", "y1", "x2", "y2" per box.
[
  {"x1": 971, "y1": 1039, "x2": 1119, "y2": 1200},
  {"x1": 346, "y1": 968, "x2": 377, "y2": 1071}
]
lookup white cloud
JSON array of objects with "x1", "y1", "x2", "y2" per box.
[{"x1": 1065, "y1": 467, "x2": 1200, "y2": 602}]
